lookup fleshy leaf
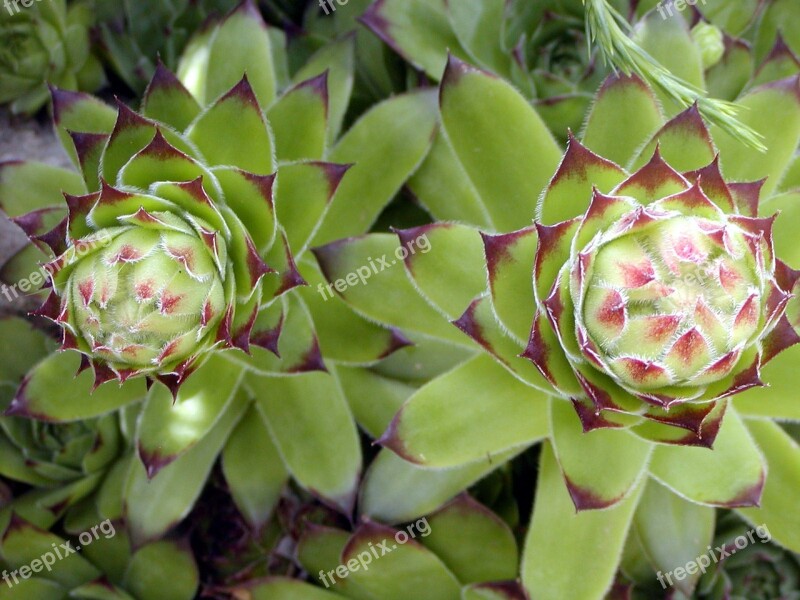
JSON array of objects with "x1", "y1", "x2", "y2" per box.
[
  {"x1": 141, "y1": 63, "x2": 202, "y2": 132},
  {"x1": 582, "y1": 74, "x2": 663, "y2": 169},
  {"x1": 313, "y1": 90, "x2": 438, "y2": 244},
  {"x1": 440, "y1": 57, "x2": 561, "y2": 232},
  {"x1": 736, "y1": 419, "x2": 800, "y2": 552},
  {"x1": 420, "y1": 494, "x2": 518, "y2": 584},
  {"x1": 649, "y1": 408, "x2": 766, "y2": 507},
  {"x1": 550, "y1": 399, "x2": 651, "y2": 511},
  {"x1": 251, "y1": 370, "x2": 361, "y2": 514},
  {"x1": 379, "y1": 355, "x2": 548, "y2": 468},
  {"x1": 522, "y1": 443, "x2": 643, "y2": 600},
  {"x1": 632, "y1": 479, "x2": 715, "y2": 596},
  {"x1": 713, "y1": 76, "x2": 800, "y2": 196},
  {"x1": 359, "y1": 447, "x2": 519, "y2": 525},
  {"x1": 124, "y1": 389, "x2": 248, "y2": 546},
  {"x1": 268, "y1": 73, "x2": 328, "y2": 162},
  {"x1": 136, "y1": 355, "x2": 244, "y2": 478}
]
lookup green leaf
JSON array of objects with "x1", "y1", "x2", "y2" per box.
[
  {"x1": 649, "y1": 408, "x2": 766, "y2": 507},
  {"x1": 123, "y1": 389, "x2": 248, "y2": 545},
  {"x1": 137, "y1": 355, "x2": 244, "y2": 477},
  {"x1": 550, "y1": 399, "x2": 651, "y2": 510},
  {"x1": 313, "y1": 234, "x2": 468, "y2": 346},
  {"x1": 251, "y1": 370, "x2": 361, "y2": 513},
  {"x1": 407, "y1": 131, "x2": 491, "y2": 228},
  {"x1": 122, "y1": 540, "x2": 198, "y2": 600},
  {"x1": 340, "y1": 522, "x2": 461, "y2": 600},
  {"x1": 293, "y1": 35, "x2": 355, "y2": 144},
  {"x1": 69, "y1": 581, "x2": 134, "y2": 600},
  {"x1": 221, "y1": 404, "x2": 288, "y2": 529},
  {"x1": 633, "y1": 10, "x2": 706, "y2": 115},
  {"x1": 361, "y1": 0, "x2": 466, "y2": 80},
  {"x1": 313, "y1": 91, "x2": 438, "y2": 245},
  {"x1": 0, "y1": 161, "x2": 84, "y2": 216},
  {"x1": 440, "y1": 58, "x2": 561, "y2": 232},
  {"x1": 538, "y1": 136, "x2": 627, "y2": 225},
  {"x1": 0, "y1": 577, "x2": 65, "y2": 600},
  {"x1": 360, "y1": 448, "x2": 518, "y2": 525},
  {"x1": 0, "y1": 516, "x2": 100, "y2": 588},
  {"x1": 447, "y1": 0, "x2": 510, "y2": 77},
  {"x1": 461, "y1": 583, "x2": 527, "y2": 600},
  {"x1": 713, "y1": 78, "x2": 800, "y2": 197},
  {"x1": 268, "y1": 74, "x2": 328, "y2": 162},
  {"x1": 705, "y1": 38, "x2": 753, "y2": 101},
  {"x1": 582, "y1": 75, "x2": 663, "y2": 169},
  {"x1": 632, "y1": 480, "x2": 715, "y2": 596},
  {"x1": 51, "y1": 89, "x2": 117, "y2": 167},
  {"x1": 381, "y1": 355, "x2": 548, "y2": 468},
  {"x1": 141, "y1": 64, "x2": 202, "y2": 132},
  {"x1": 187, "y1": 78, "x2": 275, "y2": 175},
  {"x1": 737, "y1": 419, "x2": 800, "y2": 552},
  {"x1": 276, "y1": 163, "x2": 347, "y2": 257},
  {"x1": 197, "y1": 3, "x2": 276, "y2": 108},
  {"x1": 421, "y1": 495, "x2": 518, "y2": 584},
  {"x1": 521, "y1": 443, "x2": 643, "y2": 600},
  {"x1": 396, "y1": 223, "x2": 486, "y2": 320},
  {"x1": 632, "y1": 105, "x2": 718, "y2": 173},
  {"x1": 336, "y1": 366, "x2": 414, "y2": 439},
  {"x1": 8, "y1": 352, "x2": 145, "y2": 422},
  {"x1": 733, "y1": 345, "x2": 800, "y2": 421},
  {"x1": 239, "y1": 578, "x2": 348, "y2": 600}
]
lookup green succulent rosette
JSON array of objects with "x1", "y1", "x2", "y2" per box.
[
  {"x1": 0, "y1": 0, "x2": 444, "y2": 547},
  {"x1": 92, "y1": 0, "x2": 239, "y2": 94},
  {"x1": 0, "y1": 0, "x2": 104, "y2": 114},
  {"x1": 318, "y1": 53, "x2": 800, "y2": 599},
  {"x1": 232, "y1": 494, "x2": 526, "y2": 600},
  {"x1": 359, "y1": 0, "x2": 628, "y2": 136},
  {"x1": 0, "y1": 513, "x2": 199, "y2": 600}
]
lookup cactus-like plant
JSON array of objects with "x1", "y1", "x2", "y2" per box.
[
  {"x1": 0, "y1": 0, "x2": 442, "y2": 550},
  {"x1": 0, "y1": 0, "x2": 104, "y2": 114},
  {"x1": 318, "y1": 45, "x2": 800, "y2": 599}
]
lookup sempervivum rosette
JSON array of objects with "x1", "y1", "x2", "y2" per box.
[
  {"x1": 526, "y1": 149, "x2": 788, "y2": 437},
  {"x1": 317, "y1": 56, "x2": 800, "y2": 599},
  {"x1": 0, "y1": 0, "x2": 442, "y2": 547}
]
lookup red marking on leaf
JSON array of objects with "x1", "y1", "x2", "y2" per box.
[
  {"x1": 616, "y1": 146, "x2": 688, "y2": 198},
  {"x1": 576, "y1": 326, "x2": 604, "y2": 368},
  {"x1": 232, "y1": 305, "x2": 259, "y2": 355},
  {"x1": 565, "y1": 476, "x2": 623, "y2": 511},
  {"x1": 135, "y1": 280, "x2": 155, "y2": 301},
  {"x1": 482, "y1": 226, "x2": 537, "y2": 286},
  {"x1": 718, "y1": 262, "x2": 743, "y2": 294},
  {"x1": 159, "y1": 291, "x2": 184, "y2": 315},
  {"x1": 620, "y1": 258, "x2": 656, "y2": 288},
  {"x1": 734, "y1": 294, "x2": 760, "y2": 330},
  {"x1": 702, "y1": 348, "x2": 742, "y2": 378},
  {"x1": 521, "y1": 314, "x2": 556, "y2": 385},
  {"x1": 78, "y1": 279, "x2": 94, "y2": 306},
  {"x1": 109, "y1": 245, "x2": 142, "y2": 264},
  {"x1": 616, "y1": 358, "x2": 668, "y2": 385},
  {"x1": 645, "y1": 401, "x2": 717, "y2": 436},
  {"x1": 220, "y1": 75, "x2": 262, "y2": 111},
  {"x1": 251, "y1": 312, "x2": 284, "y2": 357},
  {"x1": 672, "y1": 231, "x2": 708, "y2": 263},
  {"x1": 684, "y1": 157, "x2": 735, "y2": 213},
  {"x1": 595, "y1": 289, "x2": 626, "y2": 333},
  {"x1": 728, "y1": 180, "x2": 766, "y2": 218},
  {"x1": 216, "y1": 306, "x2": 234, "y2": 347},
  {"x1": 668, "y1": 328, "x2": 707, "y2": 365},
  {"x1": 92, "y1": 361, "x2": 117, "y2": 391},
  {"x1": 240, "y1": 171, "x2": 276, "y2": 209},
  {"x1": 550, "y1": 131, "x2": 624, "y2": 187},
  {"x1": 34, "y1": 217, "x2": 69, "y2": 256},
  {"x1": 246, "y1": 236, "x2": 274, "y2": 287},
  {"x1": 570, "y1": 398, "x2": 624, "y2": 432},
  {"x1": 762, "y1": 315, "x2": 800, "y2": 364}
]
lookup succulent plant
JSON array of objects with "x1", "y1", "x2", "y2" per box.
[
  {"x1": 359, "y1": 0, "x2": 619, "y2": 136},
  {"x1": 230, "y1": 494, "x2": 526, "y2": 600},
  {"x1": 0, "y1": 0, "x2": 105, "y2": 114},
  {"x1": 317, "y1": 46, "x2": 800, "y2": 599},
  {"x1": 0, "y1": 513, "x2": 199, "y2": 600},
  {"x1": 91, "y1": 0, "x2": 239, "y2": 94},
  {"x1": 0, "y1": 0, "x2": 443, "y2": 551}
]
